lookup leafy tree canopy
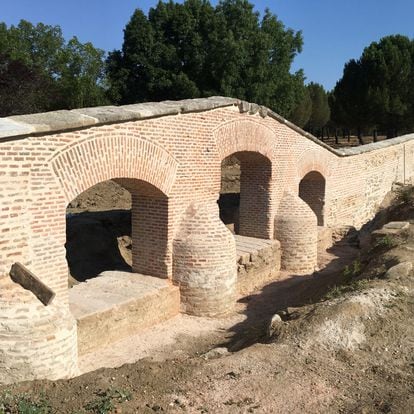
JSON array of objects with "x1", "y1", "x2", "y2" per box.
[
  {"x1": 107, "y1": 0, "x2": 306, "y2": 117},
  {"x1": 0, "y1": 20, "x2": 108, "y2": 116},
  {"x1": 331, "y1": 35, "x2": 414, "y2": 136},
  {"x1": 306, "y1": 82, "x2": 330, "y2": 130}
]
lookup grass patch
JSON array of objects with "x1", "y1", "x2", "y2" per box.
[
  {"x1": 325, "y1": 279, "x2": 370, "y2": 300},
  {"x1": 0, "y1": 392, "x2": 51, "y2": 414},
  {"x1": 343, "y1": 259, "x2": 362, "y2": 279},
  {"x1": 85, "y1": 388, "x2": 132, "y2": 414},
  {"x1": 375, "y1": 235, "x2": 397, "y2": 249}
]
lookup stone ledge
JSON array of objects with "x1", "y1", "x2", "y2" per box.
[
  {"x1": 0, "y1": 96, "x2": 239, "y2": 140},
  {"x1": 1, "y1": 96, "x2": 413, "y2": 158}
]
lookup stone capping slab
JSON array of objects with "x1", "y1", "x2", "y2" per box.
[
  {"x1": 0, "y1": 96, "x2": 238, "y2": 141},
  {"x1": 1, "y1": 95, "x2": 413, "y2": 158}
]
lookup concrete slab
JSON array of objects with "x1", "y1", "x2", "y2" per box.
[{"x1": 69, "y1": 271, "x2": 180, "y2": 356}]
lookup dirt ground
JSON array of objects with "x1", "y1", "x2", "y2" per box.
[
  {"x1": 2, "y1": 188, "x2": 414, "y2": 413},
  {"x1": 1, "y1": 201, "x2": 414, "y2": 413}
]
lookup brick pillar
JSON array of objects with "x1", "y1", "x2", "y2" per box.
[
  {"x1": 0, "y1": 277, "x2": 78, "y2": 384},
  {"x1": 238, "y1": 153, "x2": 272, "y2": 239},
  {"x1": 131, "y1": 194, "x2": 170, "y2": 277},
  {"x1": 274, "y1": 191, "x2": 318, "y2": 274},
  {"x1": 173, "y1": 201, "x2": 236, "y2": 317}
]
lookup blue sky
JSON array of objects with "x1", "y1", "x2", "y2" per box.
[{"x1": 2, "y1": 0, "x2": 414, "y2": 90}]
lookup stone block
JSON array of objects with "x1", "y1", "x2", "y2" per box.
[{"x1": 9, "y1": 110, "x2": 97, "y2": 133}]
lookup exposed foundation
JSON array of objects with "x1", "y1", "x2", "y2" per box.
[
  {"x1": 69, "y1": 271, "x2": 180, "y2": 356},
  {"x1": 235, "y1": 235, "x2": 281, "y2": 295}
]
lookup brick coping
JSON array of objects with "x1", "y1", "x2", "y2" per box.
[{"x1": 0, "y1": 96, "x2": 413, "y2": 157}]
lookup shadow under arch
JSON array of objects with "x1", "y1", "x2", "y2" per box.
[
  {"x1": 214, "y1": 119, "x2": 276, "y2": 239},
  {"x1": 299, "y1": 171, "x2": 326, "y2": 226},
  {"x1": 48, "y1": 134, "x2": 178, "y2": 288},
  {"x1": 219, "y1": 150, "x2": 273, "y2": 239}
]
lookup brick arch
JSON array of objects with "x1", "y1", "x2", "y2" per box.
[
  {"x1": 213, "y1": 119, "x2": 275, "y2": 161},
  {"x1": 49, "y1": 134, "x2": 178, "y2": 203},
  {"x1": 296, "y1": 150, "x2": 331, "y2": 181}
]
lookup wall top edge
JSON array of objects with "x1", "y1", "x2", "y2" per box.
[{"x1": 0, "y1": 96, "x2": 412, "y2": 158}]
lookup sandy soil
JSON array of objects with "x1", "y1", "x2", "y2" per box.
[
  {"x1": 3, "y1": 213, "x2": 414, "y2": 413},
  {"x1": 2, "y1": 185, "x2": 414, "y2": 413}
]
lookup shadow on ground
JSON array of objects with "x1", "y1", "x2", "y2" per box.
[{"x1": 225, "y1": 241, "x2": 359, "y2": 351}]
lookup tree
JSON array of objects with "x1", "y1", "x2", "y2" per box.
[
  {"x1": 0, "y1": 53, "x2": 60, "y2": 116},
  {"x1": 57, "y1": 37, "x2": 108, "y2": 108},
  {"x1": 306, "y1": 82, "x2": 330, "y2": 132},
  {"x1": 331, "y1": 35, "x2": 414, "y2": 138},
  {"x1": 107, "y1": 0, "x2": 306, "y2": 117},
  {"x1": 289, "y1": 86, "x2": 312, "y2": 128},
  {"x1": 0, "y1": 20, "x2": 108, "y2": 115}
]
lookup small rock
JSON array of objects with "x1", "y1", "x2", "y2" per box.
[
  {"x1": 384, "y1": 261, "x2": 413, "y2": 280},
  {"x1": 384, "y1": 221, "x2": 410, "y2": 230},
  {"x1": 267, "y1": 314, "x2": 283, "y2": 338},
  {"x1": 203, "y1": 347, "x2": 229, "y2": 359}
]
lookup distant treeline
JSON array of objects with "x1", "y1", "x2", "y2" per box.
[{"x1": 1, "y1": 0, "x2": 413, "y2": 139}]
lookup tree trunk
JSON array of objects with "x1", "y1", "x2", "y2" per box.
[{"x1": 357, "y1": 127, "x2": 363, "y2": 145}]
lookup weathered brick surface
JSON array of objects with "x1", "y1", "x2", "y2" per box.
[
  {"x1": 236, "y1": 235, "x2": 281, "y2": 295},
  {"x1": 275, "y1": 191, "x2": 318, "y2": 274},
  {"x1": 0, "y1": 278, "x2": 78, "y2": 384},
  {"x1": 1, "y1": 97, "x2": 414, "y2": 383},
  {"x1": 173, "y1": 201, "x2": 236, "y2": 317}
]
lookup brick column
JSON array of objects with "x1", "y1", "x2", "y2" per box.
[
  {"x1": 0, "y1": 278, "x2": 78, "y2": 384},
  {"x1": 173, "y1": 201, "x2": 237, "y2": 317},
  {"x1": 131, "y1": 194, "x2": 170, "y2": 278},
  {"x1": 237, "y1": 152, "x2": 273, "y2": 239},
  {"x1": 274, "y1": 191, "x2": 318, "y2": 274}
]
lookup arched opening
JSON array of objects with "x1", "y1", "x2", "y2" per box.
[
  {"x1": 299, "y1": 171, "x2": 326, "y2": 226},
  {"x1": 66, "y1": 178, "x2": 169, "y2": 285},
  {"x1": 66, "y1": 177, "x2": 178, "y2": 356},
  {"x1": 218, "y1": 151, "x2": 272, "y2": 239},
  {"x1": 219, "y1": 155, "x2": 241, "y2": 234},
  {"x1": 66, "y1": 180, "x2": 132, "y2": 285}
]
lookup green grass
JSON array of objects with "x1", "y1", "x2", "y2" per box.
[
  {"x1": 0, "y1": 392, "x2": 51, "y2": 414},
  {"x1": 85, "y1": 388, "x2": 132, "y2": 414},
  {"x1": 342, "y1": 259, "x2": 362, "y2": 279},
  {"x1": 375, "y1": 235, "x2": 397, "y2": 249},
  {"x1": 325, "y1": 279, "x2": 369, "y2": 300}
]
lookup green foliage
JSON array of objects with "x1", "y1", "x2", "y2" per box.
[
  {"x1": 331, "y1": 35, "x2": 414, "y2": 136},
  {"x1": 0, "y1": 53, "x2": 60, "y2": 116},
  {"x1": 0, "y1": 19, "x2": 108, "y2": 115},
  {"x1": 0, "y1": 392, "x2": 51, "y2": 414},
  {"x1": 306, "y1": 82, "x2": 330, "y2": 130},
  {"x1": 107, "y1": 0, "x2": 305, "y2": 117},
  {"x1": 289, "y1": 86, "x2": 312, "y2": 128},
  {"x1": 325, "y1": 279, "x2": 369, "y2": 300},
  {"x1": 85, "y1": 388, "x2": 132, "y2": 414},
  {"x1": 375, "y1": 235, "x2": 396, "y2": 249},
  {"x1": 342, "y1": 259, "x2": 362, "y2": 279}
]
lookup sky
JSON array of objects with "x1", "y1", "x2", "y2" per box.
[{"x1": 2, "y1": 0, "x2": 414, "y2": 91}]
